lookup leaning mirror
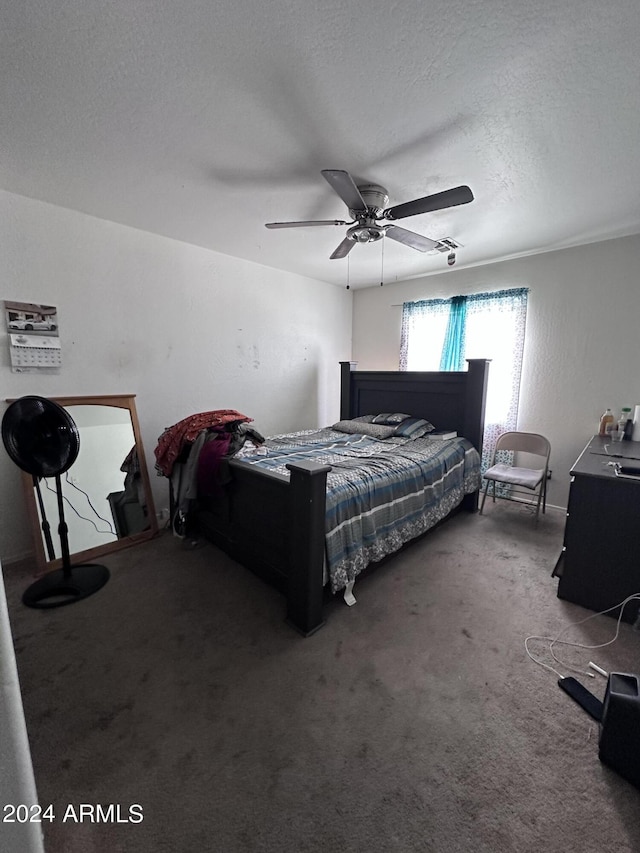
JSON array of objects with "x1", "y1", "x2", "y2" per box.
[{"x1": 12, "y1": 394, "x2": 158, "y2": 572}]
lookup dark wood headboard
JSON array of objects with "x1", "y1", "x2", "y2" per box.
[{"x1": 339, "y1": 360, "x2": 490, "y2": 454}]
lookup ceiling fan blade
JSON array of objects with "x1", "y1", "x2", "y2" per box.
[
  {"x1": 385, "y1": 225, "x2": 439, "y2": 253},
  {"x1": 330, "y1": 237, "x2": 356, "y2": 259},
  {"x1": 384, "y1": 185, "x2": 474, "y2": 220},
  {"x1": 265, "y1": 219, "x2": 348, "y2": 229},
  {"x1": 321, "y1": 170, "x2": 367, "y2": 213}
]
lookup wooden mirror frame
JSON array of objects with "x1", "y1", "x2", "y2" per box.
[{"x1": 10, "y1": 394, "x2": 159, "y2": 574}]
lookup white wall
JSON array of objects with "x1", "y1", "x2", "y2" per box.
[
  {"x1": 0, "y1": 191, "x2": 352, "y2": 563},
  {"x1": 0, "y1": 557, "x2": 45, "y2": 853},
  {"x1": 353, "y1": 234, "x2": 640, "y2": 509}
]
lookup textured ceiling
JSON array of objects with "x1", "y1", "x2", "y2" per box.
[{"x1": 2, "y1": 1, "x2": 640, "y2": 289}]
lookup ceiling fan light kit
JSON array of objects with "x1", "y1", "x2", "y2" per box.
[{"x1": 264, "y1": 169, "x2": 474, "y2": 269}]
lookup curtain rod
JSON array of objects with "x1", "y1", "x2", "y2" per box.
[{"x1": 391, "y1": 287, "x2": 528, "y2": 308}]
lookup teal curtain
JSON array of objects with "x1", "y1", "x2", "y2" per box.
[
  {"x1": 400, "y1": 287, "x2": 529, "y2": 480},
  {"x1": 439, "y1": 295, "x2": 467, "y2": 371}
]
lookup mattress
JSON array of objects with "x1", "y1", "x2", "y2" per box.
[{"x1": 237, "y1": 428, "x2": 481, "y2": 593}]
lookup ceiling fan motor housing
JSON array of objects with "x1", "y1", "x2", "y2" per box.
[{"x1": 349, "y1": 184, "x2": 389, "y2": 218}]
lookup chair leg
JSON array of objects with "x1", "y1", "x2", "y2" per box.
[
  {"x1": 479, "y1": 480, "x2": 490, "y2": 514},
  {"x1": 534, "y1": 487, "x2": 542, "y2": 521},
  {"x1": 535, "y1": 477, "x2": 548, "y2": 520}
]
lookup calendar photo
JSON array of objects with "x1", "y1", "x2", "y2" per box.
[
  {"x1": 5, "y1": 300, "x2": 59, "y2": 335},
  {"x1": 4, "y1": 300, "x2": 61, "y2": 373}
]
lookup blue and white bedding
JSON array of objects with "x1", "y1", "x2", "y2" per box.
[{"x1": 236, "y1": 427, "x2": 481, "y2": 594}]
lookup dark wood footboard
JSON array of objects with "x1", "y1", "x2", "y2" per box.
[
  {"x1": 195, "y1": 359, "x2": 489, "y2": 634},
  {"x1": 195, "y1": 459, "x2": 331, "y2": 636}
]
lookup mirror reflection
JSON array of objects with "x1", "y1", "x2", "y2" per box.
[{"x1": 22, "y1": 395, "x2": 158, "y2": 571}]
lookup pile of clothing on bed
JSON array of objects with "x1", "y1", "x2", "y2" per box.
[{"x1": 154, "y1": 409, "x2": 264, "y2": 537}]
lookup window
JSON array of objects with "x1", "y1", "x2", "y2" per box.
[{"x1": 400, "y1": 288, "x2": 529, "y2": 469}]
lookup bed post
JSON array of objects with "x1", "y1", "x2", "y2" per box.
[
  {"x1": 285, "y1": 460, "x2": 332, "y2": 636},
  {"x1": 462, "y1": 358, "x2": 490, "y2": 512},
  {"x1": 463, "y1": 359, "x2": 490, "y2": 455},
  {"x1": 339, "y1": 361, "x2": 357, "y2": 419}
]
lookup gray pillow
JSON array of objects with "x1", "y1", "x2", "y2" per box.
[
  {"x1": 371, "y1": 412, "x2": 412, "y2": 425},
  {"x1": 393, "y1": 417, "x2": 435, "y2": 438},
  {"x1": 332, "y1": 420, "x2": 397, "y2": 439}
]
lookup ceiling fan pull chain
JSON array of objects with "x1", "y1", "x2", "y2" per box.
[
  {"x1": 380, "y1": 238, "x2": 385, "y2": 287},
  {"x1": 346, "y1": 253, "x2": 350, "y2": 290}
]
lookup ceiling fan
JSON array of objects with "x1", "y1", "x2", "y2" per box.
[{"x1": 265, "y1": 169, "x2": 474, "y2": 259}]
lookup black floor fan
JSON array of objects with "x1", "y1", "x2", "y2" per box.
[{"x1": 2, "y1": 396, "x2": 110, "y2": 608}]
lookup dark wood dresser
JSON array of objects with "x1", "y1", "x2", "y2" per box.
[{"x1": 554, "y1": 435, "x2": 640, "y2": 623}]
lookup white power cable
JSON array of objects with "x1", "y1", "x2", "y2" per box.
[{"x1": 525, "y1": 593, "x2": 640, "y2": 680}]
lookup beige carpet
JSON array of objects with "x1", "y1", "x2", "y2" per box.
[{"x1": 4, "y1": 501, "x2": 640, "y2": 853}]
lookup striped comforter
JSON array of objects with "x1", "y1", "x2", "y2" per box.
[{"x1": 237, "y1": 428, "x2": 481, "y2": 594}]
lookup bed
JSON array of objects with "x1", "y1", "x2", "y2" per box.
[{"x1": 194, "y1": 360, "x2": 489, "y2": 635}]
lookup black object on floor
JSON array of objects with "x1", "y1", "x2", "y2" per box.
[
  {"x1": 2, "y1": 396, "x2": 110, "y2": 608},
  {"x1": 599, "y1": 672, "x2": 640, "y2": 790},
  {"x1": 558, "y1": 676, "x2": 603, "y2": 721}
]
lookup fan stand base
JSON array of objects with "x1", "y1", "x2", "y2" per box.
[{"x1": 22, "y1": 564, "x2": 110, "y2": 609}]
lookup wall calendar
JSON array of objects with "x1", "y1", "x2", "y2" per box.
[{"x1": 4, "y1": 300, "x2": 61, "y2": 374}]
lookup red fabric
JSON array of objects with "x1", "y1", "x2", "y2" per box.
[{"x1": 154, "y1": 409, "x2": 252, "y2": 476}]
